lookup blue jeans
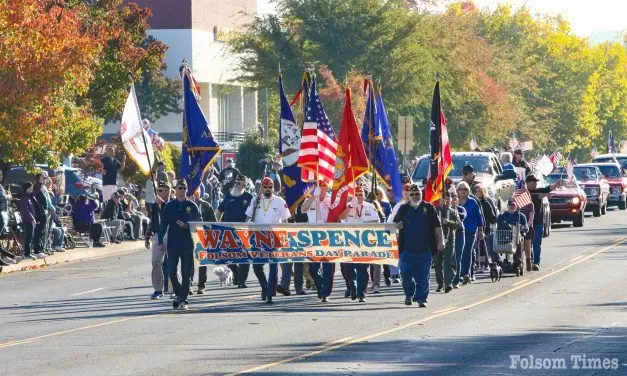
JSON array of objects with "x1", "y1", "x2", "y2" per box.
[
  {"x1": 52, "y1": 227, "x2": 64, "y2": 248},
  {"x1": 253, "y1": 263, "x2": 278, "y2": 297},
  {"x1": 399, "y1": 251, "x2": 432, "y2": 303},
  {"x1": 533, "y1": 224, "x2": 544, "y2": 265},
  {"x1": 342, "y1": 263, "x2": 369, "y2": 299},
  {"x1": 279, "y1": 262, "x2": 294, "y2": 290},
  {"x1": 461, "y1": 231, "x2": 477, "y2": 279},
  {"x1": 308, "y1": 262, "x2": 335, "y2": 298},
  {"x1": 452, "y1": 230, "x2": 465, "y2": 285}
]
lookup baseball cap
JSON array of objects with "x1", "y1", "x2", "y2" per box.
[
  {"x1": 261, "y1": 177, "x2": 274, "y2": 186},
  {"x1": 525, "y1": 174, "x2": 540, "y2": 183},
  {"x1": 408, "y1": 184, "x2": 420, "y2": 192},
  {"x1": 462, "y1": 165, "x2": 474, "y2": 174}
]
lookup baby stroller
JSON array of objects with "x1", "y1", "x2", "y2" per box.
[{"x1": 491, "y1": 223, "x2": 525, "y2": 277}]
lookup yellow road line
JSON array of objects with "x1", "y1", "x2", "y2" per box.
[
  {"x1": 228, "y1": 236, "x2": 626, "y2": 375},
  {"x1": 432, "y1": 306, "x2": 456, "y2": 314},
  {"x1": 569, "y1": 254, "x2": 585, "y2": 263},
  {"x1": 512, "y1": 278, "x2": 529, "y2": 286},
  {"x1": 0, "y1": 294, "x2": 258, "y2": 349}
]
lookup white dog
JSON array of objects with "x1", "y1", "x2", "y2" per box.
[{"x1": 213, "y1": 266, "x2": 233, "y2": 287}]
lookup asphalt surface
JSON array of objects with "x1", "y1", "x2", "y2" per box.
[{"x1": 1, "y1": 209, "x2": 626, "y2": 376}]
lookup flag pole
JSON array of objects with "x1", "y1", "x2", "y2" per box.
[{"x1": 129, "y1": 80, "x2": 157, "y2": 199}]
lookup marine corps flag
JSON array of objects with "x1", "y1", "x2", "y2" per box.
[
  {"x1": 180, "y1": 62, "x2": 221, "y2": 196},
  {"x1": 327, "y1": 88, "x2": 369, "y2": 223},
  {"x1": 424, "y1": 80, "x2": 452, "y2": 203}
]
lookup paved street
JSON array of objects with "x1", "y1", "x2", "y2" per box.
[{"x1": 1, "y1": 210, "x2": 626, "y2": 376}]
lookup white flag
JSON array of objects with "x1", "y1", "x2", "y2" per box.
[
  {"x1": 120, "y1": 85, "x2": 154, "y2": 175},
  {"x1": 537, "y1": 155, "x2": 554, "y2": 176}
]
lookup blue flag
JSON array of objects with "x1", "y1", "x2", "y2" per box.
[
  {"x1": 376, "y1": 90, "x2": 403, "y2": 203},
  {"x1": 180, "y1": 64, "x2": 221, "y2": 196},
  {"x1": 361, "y1": 81, "x2": 401, "y2": 201},
  {"x1": 279, "y1": 74, "x2": 312, "y2": 211},
  {"x1": 608, "y1": 130, "x2": 616, "y2": 154}
]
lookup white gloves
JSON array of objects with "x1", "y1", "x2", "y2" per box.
[
  {"x1": 313, "y1": 187, "x2": 321, "y2": 197},
  {"x1": 349, "y1": 197, "x2": 358, "y2": 207}
]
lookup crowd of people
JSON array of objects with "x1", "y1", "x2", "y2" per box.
[{"x1": 1, "y1": 145, "x2": 557, "y2": 312}]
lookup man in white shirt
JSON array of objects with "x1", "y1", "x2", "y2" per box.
[
  {"x1": 246, "y1": 177, "x2": 291, "y2": 304},
  {"x1": 301, "y1": 181, "x2": 334, "y2": 302},
  {"x1": 339, "y1": 185, "x2": 379, "y2": 303}
]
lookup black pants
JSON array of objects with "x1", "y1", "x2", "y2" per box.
[
  {"x1": 167, "y1": 246, "x2": 194, "y2": 302},
  {"x1": 227, "y1": 264, "x2": 250, "y2": 286},
  {"x1": 75, "y1": 222, "x2": 103, "y2": 243},
  {"x1": 33, "y1": 219, "x2": 46, "y2": 253},
  {"x1": 23, "y1": 222, "x2": 35, "y2": 256}
]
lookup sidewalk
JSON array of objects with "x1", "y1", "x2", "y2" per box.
[{"x1": 1, "y1": 240, "x2": 145, "y2": 274}]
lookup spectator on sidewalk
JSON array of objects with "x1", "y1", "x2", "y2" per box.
[
  {"x1": 21, "y1": 182, "x2": 46, "y2": 259},
  {"x1": 101, "y1": 191, "x2": 129, "y2": 241},
  {"x1": 73, "y1": 194, "x2": 106, "y2": 247},
  {"x1": 101, "y1": 146, "x2": 126, "y2": 202},
  {"x1": 145, "y1": 172, "x2": 157, "y2": 217}
]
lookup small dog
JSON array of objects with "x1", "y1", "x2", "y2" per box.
[
  {"x1": 489, "y1": 262, "x2": 502, "y2": 282},
  {"x1": 213, "y1": 266, "x2": 233, "y2": 287}
]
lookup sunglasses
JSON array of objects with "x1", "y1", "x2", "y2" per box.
[
  {"x1": 409, "y1": 192, "x2": 420, "y2": 197},
  {"x1": 176, "y1": 186, "x2": 186, "y2": 191},
  {"x1": 355, "y1": 194, "x2": 364, "y2": 197},
  {"x1": 157, "y1": 189, "x2": 168, "y2": 193},
  {"x1": 262, "y1": 185, "x2": 273, "y2": 189},
  {"x1": 457, "y1": 188, "x2": 469, "y2": 192}
]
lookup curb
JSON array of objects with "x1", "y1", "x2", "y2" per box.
[{"x1": 1, "y1": 241, "x2": 145, "y2": 275}]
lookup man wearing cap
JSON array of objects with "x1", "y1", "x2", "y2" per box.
[
  {"x1": 393, "y1": 184, "x2": 444, "y2": 307},
  {"x1": 217, "y1": 174, "x2": 253, "y2": 288},
  {"x1": 218, "y1": 158, "x2": 241, "y2": 194},
  {"x1": 158, "y1": 179, "x2": 201, "y2": 311},
  {"x1": 302, "y1": 181, "x2": 334, "y2": 302},
  {"x1": 339, "y1": 185, "x2": 380, "y2": 303},
  {"x1": 435, "y1": 187, "x2": 462, "y2": 294},
  {"x1": 246, "y1": 176, "x2": 291, "y2": 304},
  {"x1": 525, "y1": 174, "x2": 562, "y2": 271},
  {"x1": 513, "y1": 149, "x2": 532, "y2": 176},
  {"x1": 146, "y1": 181, "x2": 172, "y2": 300},
  {"x1": 461, "y1": 165, "x2": 481, "y2": 191}
]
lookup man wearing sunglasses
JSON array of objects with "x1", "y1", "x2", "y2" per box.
[
  {"x1": 393, "y1": 184, "x2": 444, "y2": 307},
  {"x1": 217, "y1": 174, "x2": 253, "y2": 288},
  {"x1": 146, "y1": 181, "x2": 172, "y2": 300},
  {"x1": 158, "y1": 179, "x2": 201, "y2": 311},
  {"x1": 245, "y1": 177, "x2": 291, "y2": 304},
  {"x1": 339, "y1": 185, "x2": 380, "y2": 303}
]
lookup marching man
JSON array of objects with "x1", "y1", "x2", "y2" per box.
[
  {"x1": 339, "y1": 185, "x2": 380, "y2": 302},
  {"x1": 302, "y1": 181, "x2": 334, "y2": 302},
  {"x1": 246, "y1": 177, "x2": 291, "y2": 304}
]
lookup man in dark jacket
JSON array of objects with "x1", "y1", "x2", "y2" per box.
[
  {"x1": 393, "y1": 184, "x2": 444, "y2": 307},
  {"x1": 158, "y1": 179, "x2": 201, "y2": 311},
  {"x1": 100, "y1": 191, "x2": 126, "y2": 242},
  {"x1": 525, "y1": 174, "x2": 562, "y2": 271},
  {"x1": 145, "y1": 181, "x2": 171, "y2": 299}
]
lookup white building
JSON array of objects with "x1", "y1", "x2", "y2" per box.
[{"x1": 105, "y1": 0, "x2": 259, "y2": 150}]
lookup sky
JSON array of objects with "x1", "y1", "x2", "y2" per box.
[{"x1": 257, "y1": 0, "x2": 627, "y2": 38}]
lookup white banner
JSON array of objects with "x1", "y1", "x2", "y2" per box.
[{"x1": 120, "y1": 85, "x2": 154, "y2": 175}]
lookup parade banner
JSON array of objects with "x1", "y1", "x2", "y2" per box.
[{"x1": 189, "y1": 222, "x2": 399, "y2": 266}]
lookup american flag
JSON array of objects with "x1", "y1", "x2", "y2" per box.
[
  {"x1": 590, "y1": 147, "x2": 597, "y2": 159},
  {"x1": 469, "y1": 137, "x2": 477, "y2": 150},
  {"x1": 514, "y1": 188, "x2": 533, "y2": 210},
  {"x1": 298, "y1": 78, "x2": 338, "y2": 184},
  {"x1": 566, "y1": 160, "x2": 575, "y2": 183},
  {"x1": 508, "y1": 137, "x2": 520, "y2": 151},
  {"x1": 551, "y1": 151, "x2": 563, "y2": 166},
  {"x1": 529, "y1": 154, "x2": 540, "y2": 169}
]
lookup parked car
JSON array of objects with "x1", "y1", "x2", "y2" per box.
[
  {"x1": 411, "y1": 152, "x2": 516, "y2": 210},
  {"x1": 5, "y1": 165, "x2": 93, "y2": 200},
  {"x1": 572, "y1": 165, "x2": 610, "y2": 217},
  {"x1": 544, "y1": 173, "x2": 587, "y2": 227},
  {"x1": 585, "y1": 162, "x2": 627, "y2": 210},
  {"x1": 591, "y1": 153, "x2": 627, "y2": 169}
]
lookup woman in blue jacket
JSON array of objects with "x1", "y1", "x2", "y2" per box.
[{"x1": 455, "y1": 181, "x2": 484, "y2": 285}]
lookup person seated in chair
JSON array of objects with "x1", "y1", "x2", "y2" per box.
[
  {"x1": 100, "y1": 191, "x2": 128, "y2": 242},
  {"x1": 73, "y1": 194, "x2": 106, "y2": 247},
  {"x1": 117, "y1": 188, "x2": 145, "y2": 239}
]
